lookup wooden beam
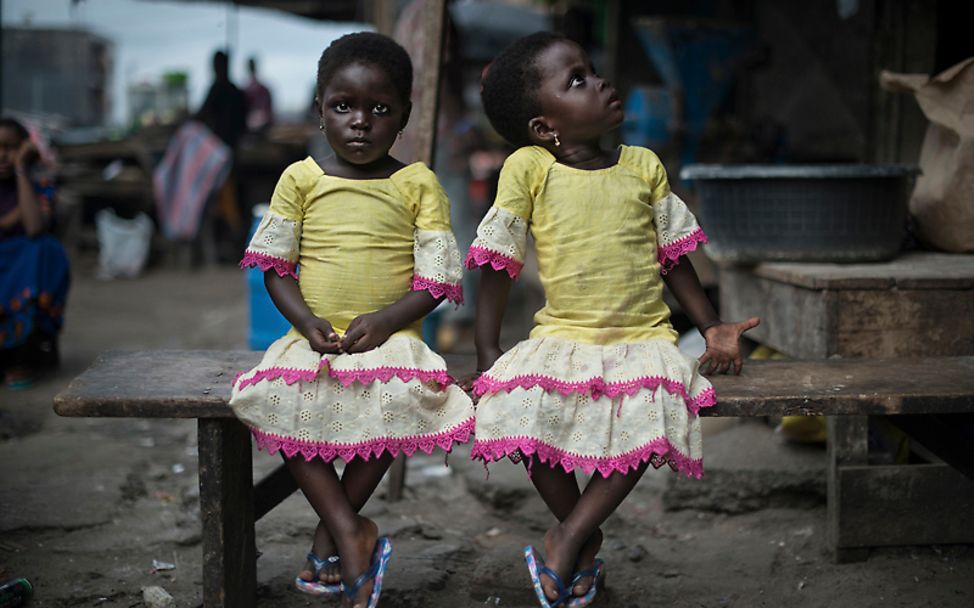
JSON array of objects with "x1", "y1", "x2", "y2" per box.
[
  {"x1": 413, "y1": 0, "x2": 447, "y2": 168},
  {"x1": 832, "y1": 462, "x2": 974, "y2": 547},
  {"x1": 253, "y1": 463, "x2": 298, "y2": 521}
]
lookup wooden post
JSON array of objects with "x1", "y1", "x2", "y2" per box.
[
  {"x1": 826, "y1": 416, "x2": 869, "y2": 564},
  {"x1": 414, "y1": 0, "x2": 447, "y2": 169},
  {"x1": 387, "y1": 0, "x2": 447, "y2": 503},
  {"x1": 198, "y1": 419, "x2": 256, "y2": 607}
]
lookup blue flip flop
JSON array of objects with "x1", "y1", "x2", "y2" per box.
[
  {"x1": 294, "y1": 551, "x2": 342, "y2": 596},
  {"x1": 567, "y1": 559, "x2": 605, "y2": 607},
  {"x1": 524, "y1": 545, "x2": 575, "y2": 607},
  {"x1": 341, "y1": 536, "x2": 393, "y2": 608}
]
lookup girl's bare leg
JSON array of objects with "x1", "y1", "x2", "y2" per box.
[
  {"x1": 297, "y1": 455, "x2": 395, "y2": 585},
  {"x1": 532, "y1": 460, "x2": 648, "y2": 602},
  {"x1": 525, "y1": 460, "x2": 605, "y2": 598},
  {"x1": 286, "y1": 455, "x2": 394, "y2": 607}
]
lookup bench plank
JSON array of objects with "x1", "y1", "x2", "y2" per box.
[{"x1": 54, "y1": 351, "x2": 974, "y2": 418}]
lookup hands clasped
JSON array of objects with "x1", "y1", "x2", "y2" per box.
[
  {"x1": 698, "y1": 317, "x2": 761, "y2": 375},
  {"x1": 299, "y1": 312, "x2": 395, "y2": 355}
]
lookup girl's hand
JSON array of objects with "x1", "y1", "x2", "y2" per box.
[
  {"x1": 15, "y1": 140, "x2": 39, "y2": 171},
  {"x1": 457, "y1": 371, "x2": 483, "y2": 400},
  {"x1": 699, "y1": 317, "x2": 761, "y2": 375},
  {"x1": 460, "y1": 347, "x2": 504, "y2": 399},
  {"x1": 341, "y1": 311, "x2": 394, "y2": 354},
  {"x1": 299, "y1": 316, "x2": 342, "y2": 354}
]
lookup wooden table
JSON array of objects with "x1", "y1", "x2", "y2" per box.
[{"x1": 719, "y1": 251, "x2": 974, "y2": 561}]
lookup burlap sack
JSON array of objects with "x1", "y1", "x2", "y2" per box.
[{"x1": 881, "y1": 58, "x2": 974, "y2": 252}]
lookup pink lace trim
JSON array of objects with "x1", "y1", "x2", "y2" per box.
[
  {"x1": 411, "y1": 274, "x2": 464, "y2": 305},
  {"x1": 473, "y1": 373, "x2": 717, "y2": 416},
  {"x1": 464, "y1": 246, "x2": 523, "y2": 279},
  {"x1": 234, "y1": 360, "x2": 454, "y2": 391},
  {"x1": 657, "y1": 228, "x2": 709, "y2": 274},
  {"x1": 471, "y1": 435, "x2": 704, "y2": 479},
  {"x1": 250, "y1": 417, "x2": 475, "y2": 462},
  {"x1": 239, "y1": 250, "x2": 298, "y2": 279}
]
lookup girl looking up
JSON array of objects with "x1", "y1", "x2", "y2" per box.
[
  {"x1": 230, "y1": 32, "x2": 474, "y2": 608},
  {"x1": 466, "y1": 33, "x2": 759, "y2": 607}
]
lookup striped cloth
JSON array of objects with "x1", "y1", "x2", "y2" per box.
[{"x1": 152, "y1": 120, "x2": 231, "y2": 240}]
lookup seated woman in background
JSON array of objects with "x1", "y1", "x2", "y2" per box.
[{"x1": 0, "y1": 117, "x2": 70, "y2": 388}]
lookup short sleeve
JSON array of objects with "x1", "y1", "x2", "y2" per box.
[
  {"x1": 395, "y1": 164, "x2": 464, "y2": 305},
  {"x1": 464, "y1": 147, "x2": 551, "y2": 279},
  {"x1": 654, "y1": 190, "x2": 708, "y2": 274},
  {"x1": 239, "y1": 160, "x2": 310, "y2": 278},
  {"x1": 625, "y1": 147, "x2": 709, "y2": 273}
]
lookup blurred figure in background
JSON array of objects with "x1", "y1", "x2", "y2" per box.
[
  {"x1": 245, "y1": 56, "x2": 274, "y2": 134},
  {"x1": 198, "y1": 50, "x2": 248, "y2": 151},
  {"x1": 0, "y1": 117, "x2": 70, "y2": 389},
  {"x1": 196, "y1": 49, "x2": 248, "y2": 260}
]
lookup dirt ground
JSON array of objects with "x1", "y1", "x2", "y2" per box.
[{"x1": 1, "y1": 253, "x2": 972, "y2": 608}]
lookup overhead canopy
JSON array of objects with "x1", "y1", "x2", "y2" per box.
[{"x1": 138, "y1": 0, "x2": 364, "y2": 22}]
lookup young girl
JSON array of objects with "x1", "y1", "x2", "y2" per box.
[
  {"x1": 229, "y1": 33, "x2": 474, "y2": 608},
  {"x1": 466, "y1": 33, "x2": 759, "y2": 607}
]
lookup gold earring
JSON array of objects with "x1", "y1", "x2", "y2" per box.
[{"x1": 553, "y1": 133, "x2": 561, "y2": 147}]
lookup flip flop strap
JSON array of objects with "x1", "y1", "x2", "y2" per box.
[
  {"x1": 342, "y1": 558, "x2": 381, "y2": 599},
  {"x1": 569, "y1": 566, "x2": 598, "y2": 585},
  {"x1": 539, "y1": 564, "x2": 574, "y2": 606},
  {"x1": 306, "y1": 552, "x2": 339, "y2": 576}
]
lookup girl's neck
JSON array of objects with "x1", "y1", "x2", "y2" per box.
[
  {"x1": 550, "y1": 143, "x2": 619, "y2": 171},
  {"x1": 317, "y1": 154, "x2": 406, "y2": 180}
]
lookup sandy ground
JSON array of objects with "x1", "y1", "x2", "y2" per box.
[{"x1": 1, "y1": 255, "x2": 973, "y2": 608}]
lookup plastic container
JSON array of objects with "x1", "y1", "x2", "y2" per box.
[
  {"x1": 680, "y1": 164, "x2": 918, "y2": 263},
  {"x1": 247, "y1": 205, "x2": 292, "y2": 349},
  {"x1": 0, "y1": 578, "x2": 32, "y2": 607}
]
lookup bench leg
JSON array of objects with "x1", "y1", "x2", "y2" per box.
[
  {"x1": 198, "y1": 419, "x2": 257, "y2": 607},
  {"x1": 387, "y1": 454, "x2": 407, "y2": 502},
  {"x1": 827, "y1": 416, "x2": 869, "y2": 564}
]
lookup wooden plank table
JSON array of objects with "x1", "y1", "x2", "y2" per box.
[
  {"x1": 53, "y1": 350, "x2": 974, "y2": 606},
  {"x1": 719, "y1": 251, "x2": 974, "y2": 561}
]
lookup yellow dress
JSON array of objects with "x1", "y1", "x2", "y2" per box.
[
  {"x1": 229, "y1": 158, "x2": 474, "y2": 462},
  {"x1": 467, "y1": 145, "x2": 712, "y2": 478}
]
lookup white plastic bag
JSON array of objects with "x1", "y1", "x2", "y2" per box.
[{"x1": 95, "y1": 208, "x2": 153, "y2": 279}]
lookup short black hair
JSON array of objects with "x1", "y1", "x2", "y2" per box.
[
  {"x1": 0, "y1": 117, "x2": 29, "y2": 141},
  {"x1": 481, "y1": 31, "x2": 567, "y2": 146},
  {"x1": 316, "y1": 32, "x2": 413, "y2": 107}
]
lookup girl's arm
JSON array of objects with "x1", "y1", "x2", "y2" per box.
[
  {"x1": 662, "y1": 258, "x2": 760, "y2": 375},
  {"x1": 264, "y1": 272, "x2": 341, "y2": 354},
  {"x1": 0, "y1": 207, "x2": 22, "y2": 230},
  {"x1": 474, "y1": 266, "x2": 513, "y2": 371},
  {"x1": 14, "y1": 141, "x2": 47, "y2": 236},
  {"x1": 340, "y1": 290, "x2": 440, "y2": 354}
]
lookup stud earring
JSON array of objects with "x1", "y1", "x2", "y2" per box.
[
  {"x1": 398, "y1": 130, "x2": 403, "y2": 140},
  {"x1": 319, "y1": 120, "x2": 326, "y2": 133},
  {"x1": 553, "y1": 133, "x2": 561, "y2": 147}
]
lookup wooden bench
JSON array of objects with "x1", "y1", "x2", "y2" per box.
[
  {"x1": 719, "y1": 252, "x2": 974, "y2": 561},
  {"x1": 53, "y1": 350, "x2": 974, "y2": 607}
]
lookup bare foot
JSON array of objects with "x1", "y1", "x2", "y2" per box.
[
  {"x1": 298, "y1": 520, "x2": 340, "y2": 585},
  {"x1": 338, "y1": 516, "x2": 380, "y2": 608},
  {"x1": 540, "y1": 525, "x2": 584, "y2": 603},
  {"x1": 571, "y1": 528, "x2": 603, "y2": 597}
]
